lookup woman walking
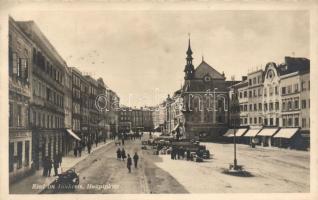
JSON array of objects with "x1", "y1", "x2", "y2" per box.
[
  {"x1": 127, "y1": 154, "x2": 132, "y2": 173},
  {"x1": 121, "y1": 148, "x2": 126, "y2": 161}
]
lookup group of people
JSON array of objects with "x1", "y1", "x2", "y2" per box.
[
  {"x1": 42, "y1": 153, "x2": 62, "y2": 177},
  {"x1": 116, "y1": 148, "x2": 139, "y2": 173},
  {"x1": 73, "y1": 139, "x2": 99, "y2": 157},
  {"x1": 170, "y1": 146, "x2": 189, "y2": 160}
]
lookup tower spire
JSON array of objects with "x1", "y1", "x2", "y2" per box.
[{"x1": 184, "y1": 34, "x2": 195, "y2": 80}]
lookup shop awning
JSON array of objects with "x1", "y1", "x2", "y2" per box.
[
  {"x1": 273, "y1": 128, "x2": 299, "y2": 139},
  {"x1": 257, "y1": 128, "x2": 279, "y2": 137},
  {"x1": 66, "y1": 129, "x2": 81, "y2": 141},
  {"x1": 243, "y1": 129, "x2": 261, "y2": 137},
  {"x1": 224, "y1": 128, "x2": 247, "y2": 137}
]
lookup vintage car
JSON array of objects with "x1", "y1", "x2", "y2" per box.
[{"x1": 53, "y1": 168, "x2": 80, "y2": 192}]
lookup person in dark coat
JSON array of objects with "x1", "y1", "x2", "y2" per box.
[
  {"x1": 95, "y1": 138, "x2": 98, "y2": 147},
  {"x1": 78, "y1": 145, "x2": 82, "y2": 157},
  {"x1": 121, "y1": 148, "x2": 126, "y2": 161},
  {"x1": 121, "y1": 137, "x2": 125, "y2": 145},
  {"x1": 186, "y1": 150, "x2": 191, "y2": 161},
  {"x1": 58, "y1": 152, "x2": 62, "y2": 166},
  {"x1": 87, "y1": 142, "x2": 92, "y2": 154},
  {"x1": 116, "y1": 148, "x2": 121, "y2": 160},
  {"x1": 42, "y1": 157, "x2": 48, "y2": 177},
  {"x1": 74, "y1": 146, "x2": 78, "y2": 157},
  {"x1": 53, "y1": 155, "x2": 59, "y2": 176},
  {"x1": 127, "y1": 154, "x2": 132, "y2": 173},
  {"x1": 47, "y1": 159, "x2": 53, "y2": 177},
  {"x1": 133, "y1": 152, "x2": 139, "y2": 168}
]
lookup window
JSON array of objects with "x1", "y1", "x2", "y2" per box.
[
  {"x1": 269, "y1": 102, "x2": 273, "y2": 111},
  {"x1": 275, "y1": 102, "x2": 279, "y2": 110},
  {"x1": 244, "y1": 91, "x2": 247, "y2": 98},
  {"x1": 259, "y1": 117, "x2": 262, "y2": 124},
  {"x1": 288, "y1": 101, "x2": 292, "y2": 110},
  {"x1": 287, "y1": 85, "x2": 292, "y2": 94},
  {"x1": 259, "y1": 103, "x2": 262, "y2": 111},
  {"x1": 270, "y1": 118, "x2": 273, "y2": 126},
  {"x1": 249, "y1": 118, "x2": 252, "y2": 124},
  {"x1": 302, "y1": 118, "x2": 306, "y2": 128},
  {"x1": 269, "y1": 86, "x2": 273, "y2": 96},
  {"x1": 282, "y1": 87, "x2": 286, "y2": 95},
  {"x1": 253, "y1": 78, "x2": 256, "y2": 85},
  {"x1": 244, "y1": 118, "x2": 247, "y2": 124},
  {"x1": 301, "y1": 81, "x2": 306, "y2": 91},
  {"x1": 288, "y1": 118, "x2": 293, "y2": 126},
  {"x1": 295, "y1": 117, "x2": 299, "y2": 127},
  {"x1": 282, "y1": 102, "x2": 286, "y2": 111},
  {"x1": 249, "y1": 91, "x2": 252, "y2": 98},
  {"x1": 283, "y1": 118, "x2": 286, "y2": 126},
  {"x1": 302, "y1": 100, "x2": 306, "y2": 109},
  {"x1": 294, "y1": 84, "x2": 299, "y2": 92},
  {"x1": 264, "y1": 88, "x2": 267, "y2": 97},
  {"x1": 276, "y1": 118, "x2": 279, "y2": 126},
  {"x1": 253, "y1": 89, "x2": 256, "y2": 97},
  {"x1": 17, "y1": 105, "x2": 22, "y2": 127},
  {"x1": 249, "y1": 79, "x2": 252, "y2": 85},
  {"x1": 275, "y1": 86, "x2": 278, "y2": 95},
  {"x1": 9, "y1": 103, "x2": 13, "y2": 127},
  {"x1": 254, "y1": 104, "x2": 257, "y2": 111},
  {"x1": 264, "y1": 103, "x2": 268, "y2": 111},
  {"x1": 239, "y1": 92, "x2": 242, "y2": 99},
  {"x1": 294, "y1": 98, "x2": 299, "y2": 109},
  {"x1": 249, "y1": 104, "x2": 252, "y2": 111},
  {"x1": 254, "y1": 118, "x2": 257, "y2": 124}
]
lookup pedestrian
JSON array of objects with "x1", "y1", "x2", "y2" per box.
[
  {"x1": 121, "y1": 148, "x2": 126, "y2": 161},
  {"x1": 116, "y1": 147, "x2": 121, "y2": 160},
  {"x1": 58, "y1": 152, "x2": 62, "y2": 166},
  {"x1": 53, "y1": 155, "x2": 59, "y2": 176},
  {"x1": 186, "y1": 150, "x2": 191, "y2": 161},
  {"x1": 48, "y1": 158, "x2": 53, "y2": 177},
  {"x1": 127, "y1": 154, "x2": 132, "y2": 173},
  {"x1": 42, "y1": 157, "x2": 48, "y2": 177},
  {"x1": 121, "y1": 137, "x2": 125, "y2": 145},
  {"x1": 133, "y1": 152, "x2": 139, "y2": 168},
  {"x1": 78, "y1": 145, "x2": 82, "y2": 157},
  {"x1": 74, "y1": 146, "x2": 78, "y2": 157},
  {"x1": 87, "y1": 142, "x2": 91, "y2": 154}
]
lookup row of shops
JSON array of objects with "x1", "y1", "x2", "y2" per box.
[{"x1": 223, "y1": 127, "x2": 310, "y2": 150}]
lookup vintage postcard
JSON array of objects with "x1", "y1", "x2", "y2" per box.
[{"x1": 0, "y1": 0, "x2": 317, "y2": 200}]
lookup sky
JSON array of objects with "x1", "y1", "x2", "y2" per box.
[{"x1": 10, "y1": 10, "x2": 309, "y2": 107}]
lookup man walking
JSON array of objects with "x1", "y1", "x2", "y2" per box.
[
  {"x1": 87, "y1": 142, "x2": 92, "y2": 154},
  {"x1": 121, "y1": 148, "x2": 126, "y2": 161},
  {"x1": 42, "y1": 157, "x2": 48, "y2": 177},
  {"x1": 47, "y1": 158, "x2": 53, "y2": 177},
  {"x1": 127, "y1": 154, "x2": 132, "y2": 173},
  {"x1": 53, "y1": 155, "x2": 59, "y2": 176},
  {"x1": 133, "y1": 152, "x2": 139, "y2": 168},
  {"x1": 116, "y1": 147, "x2": 121, "y2": 160}
]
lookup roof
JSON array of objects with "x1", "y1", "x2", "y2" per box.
[
  {"x1": 277, "y1": 57, "x2": 310, "y2": 76},
  {"x1": 194, "y1": 61, "x2": 225, "y2": 80}
]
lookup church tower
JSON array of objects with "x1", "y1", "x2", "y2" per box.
[{"x1": 184, "y1": 36, "x2": 195, "y2": 80}]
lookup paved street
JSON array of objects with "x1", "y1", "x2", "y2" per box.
[
  {"x1": 40, "y1": 134, "x2": 309, "y2": 194},
  {"x1": 43, "y1": 136, "x2": 187, "y2": 194}
]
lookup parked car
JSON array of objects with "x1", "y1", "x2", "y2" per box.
[{"x1": 53, "y1": 168, "x2": 80, "y2": 192}]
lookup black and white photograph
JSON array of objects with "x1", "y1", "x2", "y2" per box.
[{"x1": 0, "y1": 0, "x2": 317, "y2": 199}]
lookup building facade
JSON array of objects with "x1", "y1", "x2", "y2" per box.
[
  {"x1": 9, "y1": 17, "x2": 33, "y2": 183},
  {"x1": 17, "y1": 20, "x2": 66, "y2": 170}
]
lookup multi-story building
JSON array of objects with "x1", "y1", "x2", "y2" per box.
[
  {"x1": 80, "y1": 75, "x2": 90, "y2": 141},
  {"x1": 140, "y1": 107, "x2": 154, "y2": 132},
  {"x1": 70, "y1": 67, "x2": 82, "y2": 142},
  {"x1": 63, "y1": 66, "x2": 74, "y2": 155},
  {"x1": 97, "y1": 78, "x2": 110, "y2": 139},
  {"x1": 279, "y1": 57, "x2": 310, "y2": 130},
  {"x1": 17, "y1": 20, "x2": 66, "y2": 170},
  {"x1": 9, "y1": 17, "x2": 33, "y2": 183},
  {"x1": 85, "y1": 75, "x2": 100, "y2": 142},
  {"x1": 247, "y1": 70, "x2": 264, "y2": 127}
]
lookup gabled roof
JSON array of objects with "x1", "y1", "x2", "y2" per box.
[{"x1": 194, "y1": 61, "x2": 225, "y2": 80}]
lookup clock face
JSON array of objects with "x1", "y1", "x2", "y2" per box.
[{"x1": 204, "y1": 75, "x2": 211, "y2": 82}]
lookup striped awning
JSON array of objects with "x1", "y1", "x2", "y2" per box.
[
  {"x1": 257, "y1": 128, "x2": 279, "y2": 137},
  {"x1": 243, "y1": 129, "x2": 261, "y2": 137},
  {"x1": 273, "y1": 128, "x2": 299, "y2": 139},
  {"x1": 224, "y1": 128, "x2": 248, "y2": 137}
]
